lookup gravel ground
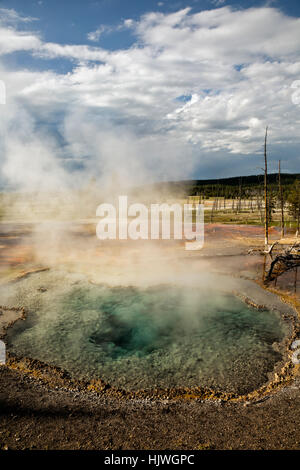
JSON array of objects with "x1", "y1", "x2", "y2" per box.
[{"x1": 0, "y1": 365, "x2": 300, "y2": 450}]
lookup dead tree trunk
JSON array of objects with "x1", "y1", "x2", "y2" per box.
[
  {"x1": 264, "y1": 126, "x2": 269, "y2": 248},
  {"x1": 264, "y1": 244, "x2": 300, "y2": 283},
  {"x1": 278, "y1": 160, "x2": 285, "y2": 238}
]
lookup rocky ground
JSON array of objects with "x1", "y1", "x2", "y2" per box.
[{"x1": 0, "y1": 365, "x2": 300, "y2": 450}]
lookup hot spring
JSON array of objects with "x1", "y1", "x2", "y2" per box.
[{"x1": 2, "y1": 270, "x2": 292, "y2": 395}]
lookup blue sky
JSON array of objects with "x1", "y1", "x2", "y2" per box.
[
  {"x1": 1, "y1": 1, "x2": 299, "y2": 43},
  {"x1": 0, "y1": 0, "x2": 299, "y2": 189},
  {"x1": 2, "y1": 1, "x2": 300, "y2": 56}
]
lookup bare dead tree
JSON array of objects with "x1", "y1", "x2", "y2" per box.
[
  {"x1": 264, "y1": 126, "x2": 269, "y2": 248},
  {"x1": 278, "y1": 160, "x2": 285, "y2": 238},
  {"x1": 250, "y1": 191, "x2": 254, "y2": 213},
  {"x1": 264, "y1": 243, "x2": 300, "y2": 283},
  {"x1": 210, "y1": 199, "x2": 216, "y2": 223},
  {"x1": 237, "y1": 177, "x2": 242, "y2": 213}
]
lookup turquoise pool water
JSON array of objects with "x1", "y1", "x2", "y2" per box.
[{"x1": 3, "y1": 270, "x2": 289, "y2": 394}]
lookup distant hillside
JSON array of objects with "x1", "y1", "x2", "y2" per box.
[{"x1": 144, "y1": 173, "x2": 300, "y2": 198}]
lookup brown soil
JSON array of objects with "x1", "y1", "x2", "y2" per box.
[{"x1": 1, "y1": 365, "x2": 300, "y2": 450}]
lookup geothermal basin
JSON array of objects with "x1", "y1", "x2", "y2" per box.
[{"x1": 1, "y1": 267, "x2": 295, "y2": 396}]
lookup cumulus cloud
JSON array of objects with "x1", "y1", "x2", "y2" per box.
[
  {"x1": 0, "y1": 8, "x2": 37, "y2": 25},
  {"x1": 0, "y1": 5, "x2": 300, "y2": 189},
  {"x1": 0, "y1": 28, "x2": 41, "y2": 55},
  {"x1": 87, "y1": 25, "x2": 108, "y2": 42},
  {"x1": 211, "y1": 0, "x2": 226, "y2": 6},
  {"x1": 0, "y1": 8, "x2": 40, "y2": 55},
  {"x1": 87, "y1": 19, "x2": 135, "y2": 43}
]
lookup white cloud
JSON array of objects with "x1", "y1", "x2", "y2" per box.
[
  {"x1": 0, "y1": 27, "x2": 41, "y2": 55},
  {"x1": 38, "y1": 42, "x2": 108, "y2": 62},
  {"x1": 87, "y1": 19, "x2": 135, "y2": 43},
  {"x1": 0, "y1": 8, "x2": 37, "y2": 25},
  {"x1": 0, "y1": 5, "x2": 300, "y2": 189},
  {"x1": 211, "y1": 0, "x2": 226, "y2": 6},
  {"x1": 87, "y1": 25, "x2": 110, "y2": 42}
]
